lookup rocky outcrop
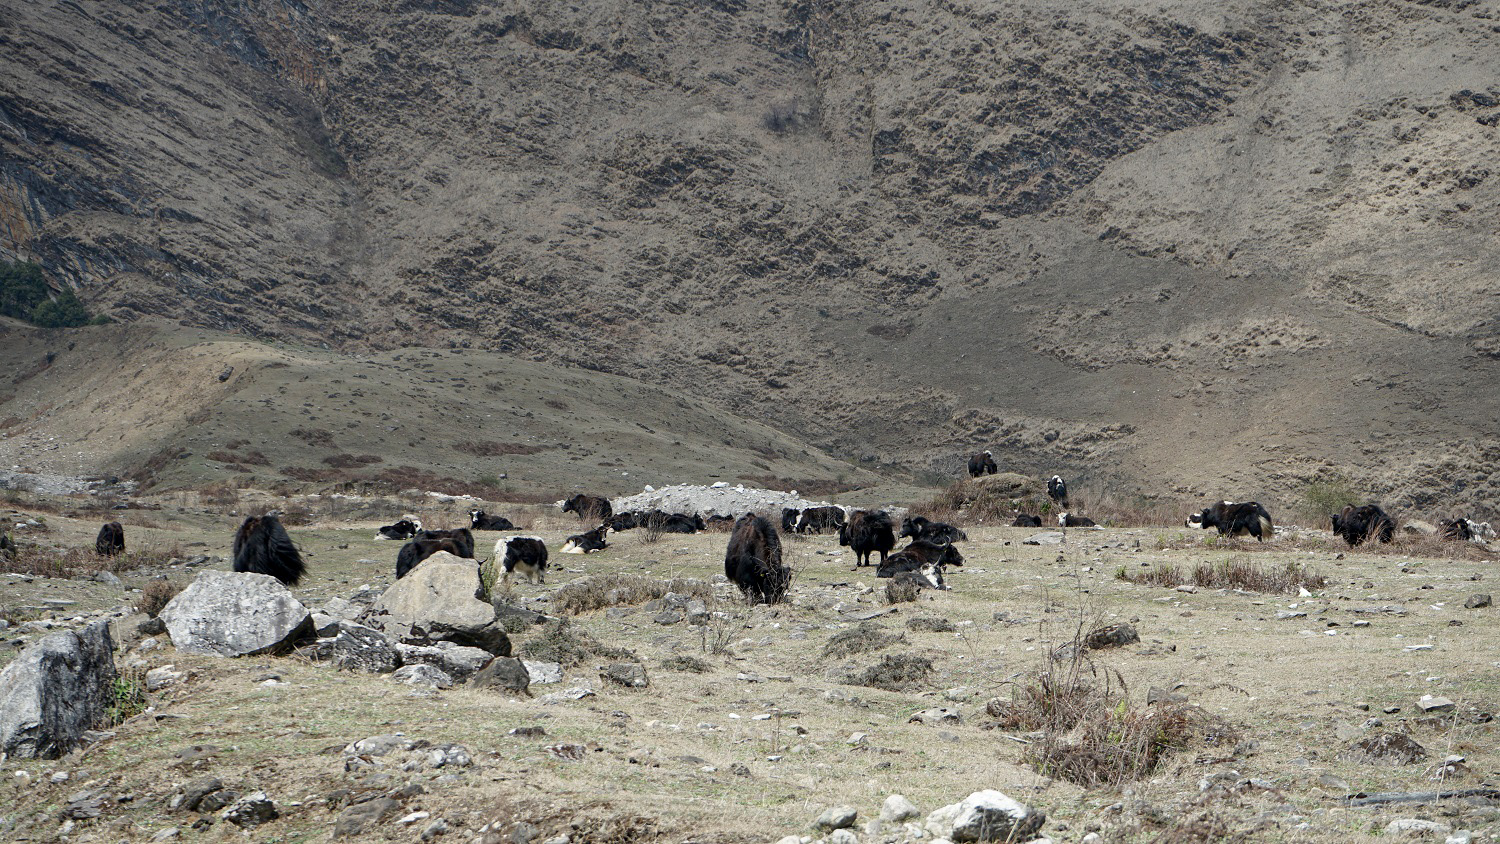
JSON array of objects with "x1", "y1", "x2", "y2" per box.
[
  {"x1": 160, "y1": 571, "x2": 312, "y2": 657},
  {"x1": 368, "y1": 553, "x2": 509, "y2": 654},
  {"x1": 0, "y1": 620, "x2": 117, "y2": 759}
]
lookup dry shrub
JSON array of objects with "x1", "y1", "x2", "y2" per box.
[
  {"x1": 321, "y1": 453, "x2": 383, "y2": 468},
  {"x1": 551, "y1": 574, "x2": 712, "y2": 615},
  {"x1": 659, "y1": 655, "x2": 712, "y2": 673},
  {"x1": 455, "y1": 440, "x2": 545, "y2": 457},
  {"x1": 1, "y1": 542, "x2": 183, "y2": 577},
  {"x1": 136, "y1": 579, "x2": 184, "y2": 617},
  {"x1": 990, "y1": 638, "x2": 1237, "y2": 787},
  {"x1": 822, "y1": 621, "x2": 905, "y2": 659},
  {"x1": 1119, "y1": 557, "x2": 1326, "y2": 594},
  {"x1": 906, "y1": 615, "x2": 957, "y2": 633},
  {"x1": 844, "y1": 653, "x2": 934, "y2": 691},
  {"x1": 885, "y1": 578, "x2": 920, "y2": 604},
  {"x1": 1367, "y1": 532, "x2": 1493, "y2": 561},
  {"x1": 1066, "y1": 488, "x2": 1185, "y2": 528},
  {"x1": 289, "y1": 427, "x2": 335, "y2": 447},
  {"x1": 917, "y1": 473, "x2": 1046, "y2": 525},
  {"x1": 739, "y1": 476, "x2": 854, "y2": 497},
  {"x1": 516, "y1": 619, "x2": 637, "y2": 667}
]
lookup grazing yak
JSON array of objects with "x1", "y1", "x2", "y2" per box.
[
  {"x1": 1058, "y1": 512, "x2": 1098, "y2": 528},
  {"x1": 1331, "y1": 504, "x2": 1396, "y2": 547},
  {"x1": 561, "y1": 524, "x2": 610, "y2": 554},
  {"x1": 562, "y1": 494, "x2": 612, "y2": 521},
  {"x1": 469, "y1": 509, "x2": 516, "y2": 531},
  {"x1": 839, "y1": 509, "x2": 896, "y2": 567},
  {"x1": 497, "y1": 536, "x2": 550, "y2": 585},
  {"x1": 795, "y1": 506, "x2": 847, "y2": 535},
  {"x1": 95, "y1": 522, "x2": 125, "y2": 557},
  {"x1": 233, "y1": 513, "x2": 306, "y2": 586},
  {"x1": 900, "y1": 515, "x2": 967, "y2": 544},
  {"x1": 375, "y1": 517, "x2": 422, "y2": 541},
  {"x1": 780, "y1": 507, "x2": 800, "y2": 533},
  {"x1": 1047, "y1": 475, "x2": 1069, "y2": 508},
  {"x1": 396, "y1": 537, "x2": 471, "y2": 579},
  {"x1": 1011, "y1": 513, "x2": 1043, "y2": 528},
  {"x1": 967, "y1": 450, "x2": 998, "y2": 477},
  {"x1": 1187, "y1": 501, "x2": 1274, "y2": 542},
  {"x1": 877, "y1": 539, "x2": 964, "y2": 589},
  {"x1": 415, "y1": 527, "x2": 476, "y2": 559},
  {"x1": 725, "y1": 513, "x2": 790, "y2": 604}
]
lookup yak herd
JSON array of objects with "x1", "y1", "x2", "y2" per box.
[{"x1": 72, "y1": 452, "x2": 1492, "y2": 608}]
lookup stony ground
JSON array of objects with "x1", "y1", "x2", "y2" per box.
[{"x1": 0, "y1": 487, "x2": 1496, "y2": 844}]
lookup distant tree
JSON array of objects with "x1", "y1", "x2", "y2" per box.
[
  {"x1": 0, "y1": 260, "x2": 103, "y2": 327},
  {"x1": 0, "y1": 260, "x2": 49, "y2": 320}
]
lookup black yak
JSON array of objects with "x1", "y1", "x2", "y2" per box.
[
  {"x1": 967, "y1": 450, "x2": 997, "y2": 477},
  {"x1": 877, "y1": 539, "x2": 964, "y2": 587},
  {"x1": 1331, "y1": 505, "x2": 1395, "y2": 547},
  {"x1": 95, "y1": 522, "x2": 125, "y2": 557},
  {"x1": 725, "y1": 514, "x2": 789, "y2": 604},
  {"x1": 899, "y1": 515, "x2": 967, "y2": 544},
  {"x1": 374, "y1": 517, "x2": 421, "y2": 541},
  {"x1": 839, "y1": 509, "x2": 896, "y2": 568},
  {"x1": 233, "y1": 513, "x2": 306, "y2": 586},
  {"x1": 396, "y1": 537, "x2": 470, "y2": 579},
  {"x1": 1187, "y1": 501, "x2": 1273, "y2": 542},
  {"x1": 1047, "y1": 475, "x2": 1069, "y2": 508},
  {"x1": 795, "y1": 506, "x2": 847, "y2": 535},
  {"x1": 561, "y1": 494, "x2": 612, "y2": 521},
  {"x1": 469, "y1": 509, "x2": 516, "y2": 531},
  {"x1": 561, "y1": 524, "x2": 610, "y2": 554},
  {"x1": 1011, "y1": 513, "x2": 1043, "y2": 528}
]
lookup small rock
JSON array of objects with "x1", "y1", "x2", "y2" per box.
[
  {"x1": 146, "y1": 664, "x2": 184, "y2": 692},
  {"x1": 521, "y1": 660, "x2": 563, "y2": 684},
  {"x1": 1343, "y1": 732, "x2": 1427, "y2": 765},
  {"x1": 927, "y1": 790, "x2": 1044, "y2": 843},
  {"x1": 221, "y1": 792, "x2": 277, "y2": 827},
  {"x1": 1418, "y1": 695, "x2": 1456, "y2": 713},
  {"x1": 471, "y1": 657, "x2": 531, "y2": 695},
  {"x1": 333, "y1": 796, "x2": 400, "y2": 838},
  {"x1": 1385, "y1": 818, "x2": 1451, "y2": 837},
  {"x1": 815, "y1": 806, "x2": 858, "y2": 830},
  {"x1": 420, "y1": 818, "x2": 450, "y2": 841},
  {"x1": 909, "y1": 707, "x2": 961, "y2": 725},
  {"x1": 1462, "y1": 594, "x2": 1491, "y2": 609},
  {"x1": 391, "y1": 663, "x2": 453, "y2": 688},
  {"x1": 881, "y1": 794, "x2": 920, "y2": 822},
  {"x1": 601, "y1": 662, "x2": 649, "y2": 688},
  {"x1": 829, "y1": 830, "x2": 858, "y2": 844}
]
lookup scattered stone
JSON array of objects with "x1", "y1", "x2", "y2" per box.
[
  {"x1": 1147, "y1": 687, "x2": 1188, "y2": 705},
  {"x1": 61, "y1": 789, "x2": 106, "y2": 819},
  {"x1": 1463, "y1": 594, "x2": 1491, "y2": 609},
  {"x1": 815, "y1": 806, "x2": 859, "y2": 830},
  {"x1": 829, "y1": 829, "x2": 858, "y2": 844},
  {"x1": 926, "y1": 790, "x2": 1045, "y2": 843},
  {"x1": 1022, "y1": 532, "x2": 1064, "y2": 546},
  {"x1": 521, "y1": 660, "x2": 563, "y2": 685},
  {"x1": 333, "y1": 796, "x2": 401, "y2": 838},
  {"x1": 1343, "y1": 733, "x2": 1428, "y2": 765},
  {"x1": 392, "y1": 664, "x2": 453, "y2": 688},
  {"x1": 92, "y1": 570, "x2": 123, "y2": 587},
  {"x1": 172, "y1": 776, "x2": 224, "y2": 812},
  {"x1": 425, "y1": 744, "x2": 472, "y2": 769},
  {"x1": 540, "y1": 686, "x2": 595, "y2": 704},
  {"x1": 881, "y1": 794, "x2": 920, "y2": 822},
  {"x1": 221, "y1": 792, "x2": 277, "y2": 827},
  {"x1": 160, "y1": 571, "x2": 312, "y2": 657},
  {"x1": 601, "y1": 662, "x2": 649, "y2": 688},
  {"x1": 0, "y1": 620, "x2": 117, "y2": 759},
  {"x1": 1385, "y1": 818, "x2": 1451, "y2": 837},
  {"x1": 393, "y1": 642, "x2": 492, "y2": 680},
  {"x1": 509, "y1": 726, "x2": 547, "y2": 738},
  {"x1": 146, "y1": 665, "x2": 184, "y2": 692},
  {"x1": 420, "y1": 818, "x2": 450, "y2": 841},
  {"x1": 1085, "y1": 623, "x2": 1139, "y2": 649},
  {"x1": 909, "y1": 707, "x2": 961, "y2": 725},
  {"x1": 345, "y1": 734, "x2": 420, "y2": 757},
  {"x1": 653, "y1": 609, "x2": 684, "y2": 625},
  {"x1": 1418, "y1": 695, "x2": 1456, "y2": 713},
  {"x1": 471, "y1": 657, "x2": 531, "y2": 695}
]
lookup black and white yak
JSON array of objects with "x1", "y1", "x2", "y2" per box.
[
  {"x1": 877, "y1": 539, "x2": 964, "y2": 589},
  {"x1": 415, "y1": 527, "x2": 476, "y2": 559},
  {"x1": 497, "y1": 536, "x2": 550, "y2": 585},
  {"x1": 795, "y1": 506, "x2": 847, "y2": 535},
  {"x1": 1058, "y1": 512, "x2": 1099, "y2": 528},
  {"x1": 561, "y1": 494, "x2": 613, "y2": 521},
  {"x1": 561, "y1": 524, "x2": 610, "y2": 554},
  {"x1": 469, "y1": 509, "x2": 516, "y2": 531},
  {"x1": 900, "y1": 515, "x2": 967, "y2": 544},
  {"x1": 1011, "y1": 513, "x2": 1043, "y2": 528},
  {"x1": 725, "y1": 513, "x2": 790, "y2": 604},
  {"x1": 1186, "y1": 501, "x2": 1273, "y2": 542},
  {"x1": 396, "y1": 537, "x2": 472, "y2": 579},
  {"x1": 1047, "y1": 475, "x2": 1069, "y2": 508},
  {"x1": 967, "y1": 450, "x2": 998, "y2": 477},
  {"x1": 375, "y1": 517, "x2": 422, "y2": 541},
  {"x1": 95, "y1": 522, "x2": 125, "y2": 557},
  {"x1": 1331, "y1": 504, "x2": 1396, "y2": 547},
  {"x1": 780, "y1": 507, "x2": 800, "y2": 534},
  {"x1": 233, "y1": 513, "x2": 306, "y2": 586},
  {"x1": 839, "y1": 509, "x2": 896, "y2": 568}
]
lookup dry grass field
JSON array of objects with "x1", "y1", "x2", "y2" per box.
[{"x1": 1, "y1": 488, "x2": 1496, "y2": 844}]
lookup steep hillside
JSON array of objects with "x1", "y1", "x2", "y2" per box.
[{"x1": 1, "y1": 0, "x2": 1495, "y2": 514}]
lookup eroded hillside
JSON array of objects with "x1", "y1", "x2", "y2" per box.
[{"x1": 1, "y1": 0, "x2": 1495, "y2": 514}]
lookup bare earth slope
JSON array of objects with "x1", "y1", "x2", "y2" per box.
[{"x1": 1, "y1": 0, "x2": 1496, "y2": 513}]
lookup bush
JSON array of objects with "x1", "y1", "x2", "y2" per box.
[
  {"x1": 0, "y1": 261, "x2": 99, "y2": 327},
  {"x1": 516, "y1": 619, "x2": 636, "y2": 667},
  {"x1": 844, "y1": 653, "x2": 934, "y2": 691},
  {"x1": 136, "y1": 579, "x2": 184, "y2": 617},
  {"x1": 1302, "y1": 474, "x2": 1360, "y2": 523},
  {"x1": 551, "y1": 574, "x2": 713, "y2": 615},
  {"x1": 822, "y1": 621, "x2": 905, "y2": 659},
  {"x1": 1119, "y1": 557, "x2": 1326, "y2": 595}
]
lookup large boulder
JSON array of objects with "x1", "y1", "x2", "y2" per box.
[
  {"x1": 369, "y1": 553, "x2": 508, "y2": 653},
  {"x1": 160, "y1": 571, "x2": 313, "y2": 657},
  {"x1": 0, "y1": 621, "x2": 118, "y2": 759},
  {"x1": 926, "y1": 790, "x2": 1046, "y2": 842}
]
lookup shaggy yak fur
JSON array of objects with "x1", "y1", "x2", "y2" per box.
[
  {"x1": 233, "y1": 513, "x2": 306, "y2": 586},
  {"x1": 95, "y1": 522, "x2": 125, "y2": 557},
  {"x1": 725, "y1": 514, "x2": 790, "y2": 604}
]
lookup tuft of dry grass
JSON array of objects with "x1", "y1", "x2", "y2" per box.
[
  {"x1": 821, "y1": 621, "x2": 905, "y2": 659},
  {"x1": 658, "y1": 655, "x2": 712, "y2": 673},
  {"x1": 515, "y1": 619, "x2": 637, "y2": 667},
  {"x1": 1119, "y1": 556, "x2": 1326, "y2": 594},
  {"x1": 990, "y1": 631, "x2": 1238, "y2": 788},
  {"x1": 0, "y1": 542, "x2": 186, "y2": 578},
  {"x1": 844, "y1": 653, "x2": 934, "y2": 691},
  {"x1": 551, "y1": 574, "x2": 714, "y2": 615},
  {"x1": 885, "y1": 578, "x2": 920, "y2": 604},
  {"x1": 906, "y1": 615, "x2": 957, "y2": 633},
  {"x1": 136, "y1": 578, "x2": 184, "y2": 617}
]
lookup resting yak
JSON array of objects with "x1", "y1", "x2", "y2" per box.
[{"x1": 1331, "y1": 504, "x2": 1395, "y2": 547}]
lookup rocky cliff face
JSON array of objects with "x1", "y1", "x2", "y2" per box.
[{"x1": 2, "y1": 0, "x2": 1495, "y2": 513}]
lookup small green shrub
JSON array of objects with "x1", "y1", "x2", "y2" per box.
[{"x1": 1302, "y1": 474, "x2": 1360, "y2": 523}]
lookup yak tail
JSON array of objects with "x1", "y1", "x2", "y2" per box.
[{"x1": 1256, "y1": 514, "x2": 1274, "y2": 542}]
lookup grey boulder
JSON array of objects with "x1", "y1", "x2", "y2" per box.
[
  {"x1": 160, "y1": 571, "x2": 312, "y2": 657},
  {"x1": 927, "y1": 790, "x2": 1046, "y2": 842},
  {"x1": 0, "y1": 621, "x2": 118, "y2": 759},
  {"x1": 370, "y1": 553, "x2": 508, "y2": 653}
]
